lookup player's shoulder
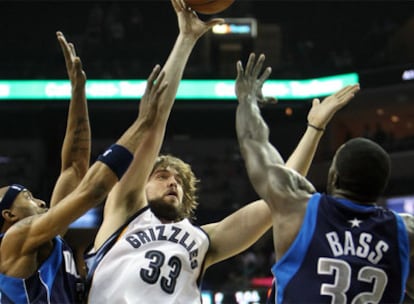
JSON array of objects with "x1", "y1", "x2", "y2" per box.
[
  {"x1": 399, "y1": 213, "x2": 414, "y2": 238},
  {"x1": 2, "y1": 214, "x2": 40, "y2": 244},
  {"x1": 402, "y1": 214, "x2": 414, "y2": 256}
]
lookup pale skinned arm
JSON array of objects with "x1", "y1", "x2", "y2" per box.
[
  {"x1": 93, "y1": 0, "x2": 223, "y2": 249},
  {"x1": 202, "y1": 151, "x2": 314, "y2": 267},
  {"x1": 286, "y1": 84, "x2": 360, "y2": 175},
  {"x1": 50, "y1": 31, "x2": 91, "y2": 209},
  {"x1": 0, "y1": 67, "x2": 168, "y2": 276}
]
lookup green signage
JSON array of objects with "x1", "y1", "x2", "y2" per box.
[{"x1": 0, "y1": 73, "x2": 358, "y2": 100}]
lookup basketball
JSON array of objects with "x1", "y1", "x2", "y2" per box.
[{"x1": 185, "y1": 0, "x2": 235, "y2": 15}]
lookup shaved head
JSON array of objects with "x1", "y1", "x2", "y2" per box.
[{"x1": 331, "y1": 137, "x2": 390, "y2": 202}]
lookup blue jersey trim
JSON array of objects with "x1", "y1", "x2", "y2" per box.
[
  {"x1": 39, "y1": 237, "x2": 63, "y2": 297},
  {"x1": 272, "y1": 193, "x2": 320, "y2": 304},
  {"x1": 84, "y1": 206, "x2": 150, "y2": 285},
  {"x1": 194, "y1": 224, "x2": 211, "y2": 288},
  {"x1": 0, "y1": 274, "x2": 28, "y2": 303},
  {"x1": 335, "y1": 198, "x2": 378, "y2": 212},
  {"x1": 393, "y1": 211, "x2": 410, "y2": 302}
]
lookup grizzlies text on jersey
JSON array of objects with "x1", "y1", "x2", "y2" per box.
[{"x1": 87, "y1": 207, "x2": 210, "y2": 303}]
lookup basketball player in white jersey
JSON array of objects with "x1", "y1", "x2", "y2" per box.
[{"x1": 86, "y1": 1, "x2": 360, "y2": 303}]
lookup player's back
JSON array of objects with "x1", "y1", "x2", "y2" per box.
[{"x1": 271, "y1": 193, "x2": 410, "y2": 304}]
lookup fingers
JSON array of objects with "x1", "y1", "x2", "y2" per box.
[
  {"x1": 171, "y1": 0, "x2": 183, "y2": 12},
  {"x1": 173, "y1": 0, "x2": 192, "y2": 13},
  {"x1": 334, "y1": 84, "x2": 360, "y2": 100},
  {"x1": 347, "y1": 84, "x2": 360, "y2": 97},
  {"x1": 57, "y1": 31, "x2": 82, "y2": 75},
  {"x1": 312, "y1": 98, "x2": 321, "y2": 107},
  {"x1": 69, "y1": 43, "x2": 77, "y2": 57},
  {"x1": 236, "y1": 60, "x2": 244, "y2": 77},
  {"x1": 257, "y1": 96, "x2": 277, "y2": 107},
  {"x1": 57, "y1": 31, "x2": 71, "y2": 59},
  {"x1": 245, "y1": 53, "x2": 256, "y2": 76},
  {"x1": 153, "y1": 69, "x2": 167, "y2": 92},
  {"x1": 264, "y1": 97, "x2": 278, "y2": 104},
  {"x1": 155, "y1": 78, "x2": 168, "y2": 96},
  {"x1": 252, "y1": 54, "x2": 265, "y2": 79},
  {"x1": 56, "y1": 30, "x2": 65, "y2": 43},
  {"x1": 258, "y1": 66, "x2": 272, "y2": 85},
  {"x1": 57, "y1": 32, "x2": 69, "y2": 54},
  {"x1": 205, "y1": 18, "x2": 225, "y2": 29},
  {"x1": 243, "y1": 53, "x2": 269, "y2": 81},
  {"x1": 73, "y1": 57, "x2": 83, "y2": 72},
  {"x1": 146, "y1": 65, "x2": 162, "y2": 91},
  {"x1": 269, "y1": 97, "x2": 278, "y2": 104},
  {"x1": 146, "y1": 64, "x2": 168, "y2": 96}
]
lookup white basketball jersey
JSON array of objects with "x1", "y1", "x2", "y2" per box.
[{"x1": 88, "y1": 208, "x2": 210, "y2": 304}]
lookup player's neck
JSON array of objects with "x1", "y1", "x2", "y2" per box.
[
  {"x1": 333, "y1": 190, "x2": 377, "y2": 206},
  {"x1": 159, "y1": 218, "x2": 175, "y2": 224}
]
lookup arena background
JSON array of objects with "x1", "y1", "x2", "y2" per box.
[{"x1": 1, "y1": 1, "x2": 414, "y2": 303}]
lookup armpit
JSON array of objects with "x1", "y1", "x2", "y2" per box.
[{"x1": 268, "y1": 165, "x2": 315, "y2": 202}]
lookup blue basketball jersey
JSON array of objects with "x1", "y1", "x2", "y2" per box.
[
  {"x1": 270, "y1": 193, "x2": 410, "y2": 304},
  {"x1": 0, "y1": 236, "x2": 84, "y2": 304}
]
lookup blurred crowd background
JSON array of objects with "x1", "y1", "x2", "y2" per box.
[{"x1": 1, "y1": 1, "x2": 414, "y2": 300}]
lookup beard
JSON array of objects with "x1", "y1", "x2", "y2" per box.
[{"x1": 148, "y1": 197, "x2": 182, "y2": 221}]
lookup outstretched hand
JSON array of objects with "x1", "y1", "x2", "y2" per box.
[
  {"x1": 307, "y1": 84, "x2": 360, "y2": 129},
  {"x1": 171, "y1": 0, "x2": 224, "y2": 41},
  {"x1": 138, "y1": 65, "x2": 168, "y2": 126},
  {"x1": 56, "y1": 31, "x2": 86, "y2": 87},
  {"x1": 235, "y1": 53, "x2": 277, "y2": 106}
]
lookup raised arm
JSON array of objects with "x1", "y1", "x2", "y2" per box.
[
  {"x1": 203, "y1": 56, "x2": 361, "y2": 268},
  {"x1": 0, "y1": 66, "x2": 168, "y2": 268},
  {"x1": 93, "y1": 0, "x2": 223, "y2": 249},
  {"x1": 235, "y1": 53, "x2": 316, "y2": 207},
  {"x1": 50, "y1": 31, "x2": 90, "y2": 208},
  {"x1": 286, "y1": 84, "x2": 360, "y2": 175},
  {"x1": 203, "y1": 53, "x2": 316, "y2": 268}
]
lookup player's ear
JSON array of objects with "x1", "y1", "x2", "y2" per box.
[{"x1": 2, "y1": 209, "x2": 18, "y2": 223}]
